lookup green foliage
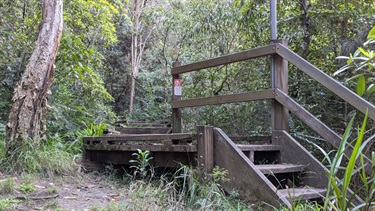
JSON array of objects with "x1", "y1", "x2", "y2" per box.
[
  {"x1": 19, "y1": 183, "x2": 35, "y2": 194},
  {"x1": 0, "y1": 178, "x2": 16, "y2": 195},
  {"x1": 335, "y1": 26, "x2": 375, "y2": 101},
  {"x1": 0, "y1": 198, "x2": 19, "y2": 211},
  {"x1": 129, "y1": 149, "x2": 154, "y2": 180},
  {"x1": 307, "y1": 111, "x2": 375, "y2": 210},
  {"x1": 212, "y1": 166, "x2": 229, "y2": 183},
  {"x1": 173, "y1": 165, "x2": 248, "y2": 210},
  {"x1": 0, "y1": 0, "x2": 40, "y2": 121},
  {"x1": 0, "y1": 135, "x2": 78, "y2": 176}
]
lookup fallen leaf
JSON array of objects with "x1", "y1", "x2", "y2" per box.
[
  {"x1": 34, "y1": 185, "x2": 46, "y2": 189},
  {"x1": 84, "y1": 183, "x2": 96, "y2": 188},
  {"x1": 63, "y1": 196, "x2": 77, "y2": 200}
]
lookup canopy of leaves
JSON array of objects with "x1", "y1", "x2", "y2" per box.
[{"x1": 0, "y1": 0, "x2": 373, "y2": 140}]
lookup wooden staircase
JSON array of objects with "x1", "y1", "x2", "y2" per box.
[
  {"x1": 83, "y1": 40, "x2": 374, "y2": 209},
  {"x1": 197, "y1": 126, "x2": 331, "y2": 208},
  {"x1": 83, "y1": 121, "x2": 366, "y2": 209}
]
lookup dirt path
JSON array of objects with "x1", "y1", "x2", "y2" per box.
[{"x1": 0, "y1": 173, "x2": 127, "y2": 210}]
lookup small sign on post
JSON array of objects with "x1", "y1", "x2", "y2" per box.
[{"x1": 174, "y1": 79, "x2": 182, "y2": 96}]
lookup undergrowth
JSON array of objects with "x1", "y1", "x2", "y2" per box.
[{"x1": 0, "y1": 123, "x2": 107, "y2": 176}]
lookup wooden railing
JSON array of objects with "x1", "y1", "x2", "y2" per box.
[{"x1": 171, "y1": 39, "x2": 374, "y2": 173}]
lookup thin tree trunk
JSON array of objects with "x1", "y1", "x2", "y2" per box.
[
  {"x1": 129, "y1": 0, "x2": 140, "y2": 115},
  {"x1": 5, "y1": 0, "x2": 63, "y2": 156}
]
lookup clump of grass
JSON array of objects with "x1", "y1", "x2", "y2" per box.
[
  {"x1": 19, "y1": 183, "x2": 35, "y2": 194},
  {"x1": 323, "y1": 111, "x2": 375, "y2": 210},
  {"x1": 0, "y1": 135, "x2": 78, "y2": 177},
  {"x1": 0, "y1": 198, "x2": 19, "y2": 211},
  {"x1": 0, "y1": 178, "x2": 16, "y2": 194},
  {"x1": 129, "y1": 149, "x2": 154, "y2": 180}
]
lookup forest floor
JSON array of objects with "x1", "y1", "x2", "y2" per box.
[{"x1": 0, "y1": 172, "x2": 129, "y2": 210}]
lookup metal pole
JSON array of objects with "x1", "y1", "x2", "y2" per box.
[
  {"x1": 270, "y1": 0, "x2": 277, "y2": 41},
  {"x1": 270, "y1": 0, "x2": 277, "y2": 88}
]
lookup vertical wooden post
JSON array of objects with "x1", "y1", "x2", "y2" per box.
[
  {"x1": 197, "y1": 126, "x2": 214, "y2": 173},
  {"x1": 172, "y1": 61, "x2": 182, "y2": 134},
  {"x1": 272, "y1": 39, "x2": 289, "y2": 132}
]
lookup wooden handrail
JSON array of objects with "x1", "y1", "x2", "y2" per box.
[
  {"x1": 170, "y1": 42, "x2": 374, "y2": 173},
  {"x1": 275, "y1": 43, "x2": 375, "y2": 121},
  {"x1": 171, "y1": 44, "x2": 276, "y2": 75},
  {"x1": 172, "y1": 89, "x2": 275, "y2": 108},
  {"x1": 275, "y1": 88, "x2": 372, "y2": 174}
]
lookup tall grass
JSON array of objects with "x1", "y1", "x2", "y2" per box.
[
  {"x1": 0, "y1": 123, "x2": 107, "y2": 176},
  {"x1": 322, "y1": 111, "x2": 375, "y2": 210}
]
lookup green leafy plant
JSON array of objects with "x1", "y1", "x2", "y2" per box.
[
  {"x1": 19, "y1": 183, "x2": 35, "y2": 194},
  {"x1": 129, "y1": 149, "x2": 154, "y2": 179},
  {"x1": 212, "y1": 165, "x2": 229, "y2": 183},
  {"x1": 335, "y1": 26, "x2": 375, "y2": 98},
  {"x1": 0, "y1": 198, "x2": 19, "y2": 211},
  {"x1": 0, "y1": 178, "x2": 16, "y2": 195},
  {"x1": 322, "y1": 111, "x2": 375, "y2": 210}
]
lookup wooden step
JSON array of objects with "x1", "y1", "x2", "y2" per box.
[
  {"x1": 278, "y1": 187, "x2": 326, "y2": 201},
  {"x1": 115, "y1": 127, "x2": 171, "y2": 134},
  {"x1": 256, "y1": 164, "x2": 305, "y2": 174},
  {"x1": 238, "y1": 145, "x2": 281, "y2": 163},
  {"x1": 83, "y1": 133, "x2": 194, "y2": 144},
  {"x1": 237, "y1": 144, "x2": 281, "y2": 151}
]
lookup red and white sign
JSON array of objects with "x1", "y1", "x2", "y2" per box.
[{"x1": 174, "y1": 79, "x2": 182, "y2": 96}]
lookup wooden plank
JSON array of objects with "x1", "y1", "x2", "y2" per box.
[
  {"x1": 171, "y1": 45, "x2": 277, "y2": 75},
  {"x1": 278, "y1": 188, "x2": 326, "y2": 201},
  {"x1": 229, "y1": 135, "x2": 271, "y2": 143},
  {"x1": 236, "y1": 144, "x2": 281, "y2": 152},
  {"x1": 197, "y1": 126, "x2": 214, "y2": 172},
  {"x1": 115, "y1": 127, "x2": 171, "y2": 134},
  {"x1": 272, "y1": 39, "x2": 289, "y2": 131},
  {"x1": 83, "y1": 144, "x2": 197, "y2": 152},
  {"x1": 213, "y1": 127, "x2": 291, "y2": 208},
  {"x1": 272, "y1": 130, "x2": 329, "y2": 188},
  {"x1": 275, "y1": 89, "x2": 342, "y2": 149},
  {"x1": 256, "y1": 164, "x2": 305, "y2": 174},
  {"x1": 83, "y1": 133, "x2": 194, "y2": 142},
  {"x1": 274, "y1": 89, "x2": 372, "y2": 175},
  {"x1": 172, "y1": 89, "x2": 275, "y2": 108},
  {"x1": 276, "y1": 43, "x2": 375, "y2": 121},
  {"x1": 172, "y1": 61, "x2": 182, "y2": 133}
]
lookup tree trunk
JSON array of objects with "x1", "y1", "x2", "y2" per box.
[
  {"x1": 129, "y1": 0, "x2": 140, "y2": 115},
  {"x1": 5, "y1": 0, "x2": 63, "y2": 156}
]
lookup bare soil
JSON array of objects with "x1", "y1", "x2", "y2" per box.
[{"x1": 0, "y1": 172, "x2": 128, "y2": 210}]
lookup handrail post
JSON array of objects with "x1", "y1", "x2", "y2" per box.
[
  {"x1": 197, "y1": 125, "x2": 214, "y2": 172},
  {"x1": 172, "y1": 61, "x2": 182, "y2": 134},
  {"x1": 272, "y1": 39, "x2": 289, "y2": 132}
]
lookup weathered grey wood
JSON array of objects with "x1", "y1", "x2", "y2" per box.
[
  {"x1": 103, "y1": 128, "x2": 121, "y2": 135},
  {"x1": 197, "y1": 126, "x2": 214, "y2": 172},
  {"x1": 229, "y1": 135, "x2": 272, "y2": 143},
  {"x1": 172, "y1": 61, "x2": 182, "y2": 133},
  {"x1": 84, "y1": 143, "x2": 197, "y2": 152},
  {"x1": 122, "y1": 123, "x2": 168, "y2": 127},
  {"x1": 272, "y1": 40, "x2": 289, "y2": 132},
  {"x1": 115, "y1": 127, "x2": 171, "y2": 134},
  {"x1": 272, "y1": 130, "x2": 329, "y2": 188},
  {"x1": 276, "y1": 43, "x2": 375, "y2": 121},
  {"x1": 275, "y1": 89, "x2": 342, "y2": 149},
  {"x1": 274, "y1": 89, "x2": 372, "y2": 175},
  {"x1": 278, "y1": 188, "x2": 326, "y2": 201},
  {"x1": 236, "y1": 144, "x2": 281, "y2": 151},
  {"x1": 171, "y1": 45, "x2": 277, "y2": 75},
  {"x1": 256, "y1": 164, "x2": 305, "y2": 174},
  {"x1": 213, "y1": 127, "x2": 291, "y2": 208},
  {"x1": 86, "y1": 150, "x2": 196, "y2": 168},
  {"x1": 172, "y1": 89, "x2": 275, "y2": 108},
  {"x1": 83, "y1": 133, "x2": 194, "y2": 142}
]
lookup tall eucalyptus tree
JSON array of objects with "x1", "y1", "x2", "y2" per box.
[{"x1": 6, "y1": 0, "x2": 63, "y2": 155}]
